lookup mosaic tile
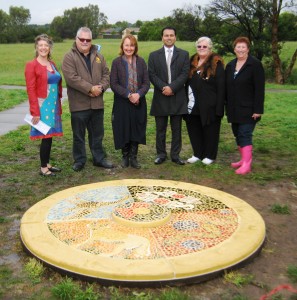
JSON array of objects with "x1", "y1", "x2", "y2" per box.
[{"x1": 47, "y1": 185, "x2": 238, "y2": 259}]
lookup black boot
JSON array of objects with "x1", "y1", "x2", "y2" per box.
[
  {"x1": 130, "y1": 142, "x2": 141, "y2": 169},
  {"x1": 121, "y1": 143, "x2": 130, "y2": 168}
]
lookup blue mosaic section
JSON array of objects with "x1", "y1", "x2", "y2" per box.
[{"x1": 47, "y1": 186, "x2": 134, "y2": 221}]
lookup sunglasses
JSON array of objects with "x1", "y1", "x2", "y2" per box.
[
  {"x1": 77, "y1": 37, "x2": 92, "y2": 43},
  {"x1": 197, "y1": 45, "x2": 208, "y2": 49}
]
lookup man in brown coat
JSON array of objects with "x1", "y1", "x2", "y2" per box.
[{"x1": 62, "y1": 27, "x2": 113, "y2": 171}]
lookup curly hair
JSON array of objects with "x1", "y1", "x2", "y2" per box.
[{"x1": 34, "y1": 34, "x2": 53, "y2": 60}]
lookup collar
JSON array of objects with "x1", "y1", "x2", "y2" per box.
[{"x1": 164, "y1": 46, "x2": 174, "y2": 53}]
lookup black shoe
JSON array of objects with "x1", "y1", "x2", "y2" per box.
[
  {"x1": 39, "y1": 169, "x2": 56, "y2": 176},
  {"x1": 72, "y1": 162, "x2": 84, "y2": 172},
  {"x1": 130, "y1": 157, "x2": 141, "y2": 169},
  {"x1": 121, "y1": 156, "x2": 129, "y2": 168},
  {"x1": 48, "y1": 166, "x2": 62, "y2": 172},
  {"x1": 171, "y1": 158, "x2": 185, "y2": 165},
  {"x1": 154, "y1": 157, "x2": 166, "y2": 165},
  {"x1": 93, "y1": 159, "x2": 114, "y2": 169}
]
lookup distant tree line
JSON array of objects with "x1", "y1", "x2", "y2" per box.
[{"x1": 0, "y1": 1, "x2": 296, "y2": 84}]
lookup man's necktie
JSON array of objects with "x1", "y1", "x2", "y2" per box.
[{"x1": 167, "y1": 49, "x2": 172, "y2": 84}]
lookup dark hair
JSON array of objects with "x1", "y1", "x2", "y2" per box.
[
  {"x1": 233, "y1": 36, "x2": 251, "y2": 49},
  {"x1": 161, "y1": 26, "x2": 176, "y2": 36},
  {"x1": 119, "y1": 34, "x2": 138, "y2": 56}
]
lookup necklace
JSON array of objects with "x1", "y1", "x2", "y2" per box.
[{"x1": 37, "y1": 57, "x2": 53, "y2": 71}]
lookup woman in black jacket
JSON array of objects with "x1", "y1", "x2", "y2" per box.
[
  {"x1": 225, "y1": 36, "x2": 265, "y2": 175},
  {"x1": 185, "y1": 36, "x2": 225, "y2": 165},
  {"x1": 110, "y1": 34, "x2": 150, "y2": 168}
]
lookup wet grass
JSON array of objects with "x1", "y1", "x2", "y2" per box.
[
  {"x1": 0, "y1": 89, "x2": 297, "y2": 299},
  {"x1": 0, "y1": 89, "x2": 27, "y2": 111}
]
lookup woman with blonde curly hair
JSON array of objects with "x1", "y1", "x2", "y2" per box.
[{"x1": 25, "y1": 34, "x2": 63, "y2": 176}]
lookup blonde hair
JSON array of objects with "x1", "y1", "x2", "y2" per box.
[
  {"x1": 34, "y1": 34, "x2": 53, "y2": 59},
  {"x1": 195, "y1": 36, "x2": 213, "y2": 51}
]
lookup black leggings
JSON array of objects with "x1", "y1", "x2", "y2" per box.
[{"x1": 40, "y1": 138, "x2": 52, "y2": 168}]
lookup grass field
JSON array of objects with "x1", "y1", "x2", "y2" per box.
[
  {"x1": 0, "y1": 39, "x2": 296, "y2": 86},
  {"x1": 0, "y1": 40, "x2": 297, "y2": 299},
  {"x1": 0, "y1": 87, "x2": 297, "y2": 299}
]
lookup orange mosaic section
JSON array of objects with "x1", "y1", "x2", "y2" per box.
[{"x1": 47, "y1": 185, "x2": 238, "y2": 260}]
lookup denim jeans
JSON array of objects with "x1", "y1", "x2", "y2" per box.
[
  {"x1": 71, "y1": 109, "x2": 105, "y2": 164},
  {"x1": 231, "y1": 123, "x2": 256, "y2": 147}
]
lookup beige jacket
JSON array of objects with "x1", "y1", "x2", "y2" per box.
[{"x1": 62, "y1": 43, "x2": 110, "y2": 112}]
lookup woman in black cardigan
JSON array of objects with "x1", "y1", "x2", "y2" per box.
[
  {"x1": 185, "y1": 36, "x2": 225, "y2": 165},
  {"x1": 110, "y1": 34, "x2": 150, "y2": 168},
  {"x1": 225, "y1": 36, "x2": 265, "y2": 175}
]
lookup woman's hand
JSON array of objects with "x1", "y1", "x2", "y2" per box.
[
  {"x1": 129, "y1": 93, "x2": 140, "y2": 105},
  {"x1": 31, "y1": 116, "x2": 40, "y2": 125},
  {"x1": 252, "y1": 113, "x2": 262, "y2": 120}
]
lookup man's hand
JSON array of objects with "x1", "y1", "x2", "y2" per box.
[
  {"x1": 162, "y1": 86, "x2": 174, "y2": 96},
  {"x1": 90, "y1": 85, "x2": 103, "y2": 97}
]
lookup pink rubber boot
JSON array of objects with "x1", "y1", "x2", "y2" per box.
[
  {"x1": 235, "y1": 145, "x2": 252, "y2": 175},
  {"x1": 231, "y1": 146, "x2": 242, "y2": 168}
]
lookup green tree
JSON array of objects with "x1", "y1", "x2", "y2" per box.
[
  {"x1": 169, "y1": 5, "x2": 204, "y2": 41},
  {"x1": 271, "y1": 0, "x2": 297, "y2": 83},
  {"x1": 114, "y1": 21, "x2": 130, "y2": 33},
  {"x1": 208, "y1": 0, "x2": 297, "y2": 83},
  {"x1": 138, "y1": 18, "x2": 169, "y2": 41},
  {"x1": 50, "y1": 4, "x2": 107, "y2": 39},
  {"x1": 0, "y1": 10, "x2": 9, "y2": 43},
  {"x1": 208, "y1": 0, "x2": 271, "y2": 60},
  {"x1": 135, "y1": 20, "x2": 143, "y2": 27},
  {"x1": 7, "y1": 6, "x2": 31, "y2": 42},
  {"x1": 278, "y1": 12, "x2": 297, "y2": 40},
  {"x1": 50, "y1": 16, "x2": 65, "y2": 40}
]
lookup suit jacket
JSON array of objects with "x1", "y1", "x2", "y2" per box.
[
  {"x1": 62, "y1": 43, "x2": 110, "y2": 112},
  {"x1": 148, "y1": 46, "x2": 190, "y2": 116},
  {"x1": 225, "y1": 55, "x2": 265, "y2": 124}
]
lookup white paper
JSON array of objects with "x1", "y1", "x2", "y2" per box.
[{"x1": 24, "y1": 114, "x2": 51, "y2": 135}]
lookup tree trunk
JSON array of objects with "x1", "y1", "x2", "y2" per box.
[
  {"x1": 271, "y1": 0, "x2": 284, "y2": 84},
  {"x1": 284, "y1": 49, "x2": 297, "y2": 83}
]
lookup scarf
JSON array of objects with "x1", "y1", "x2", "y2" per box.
[
  {"x1": 122, "y1": 55, "x2": 138, "y2": 93},
  {"x1": 189, "y1": 53, "x2": 224, "y2": 79}
]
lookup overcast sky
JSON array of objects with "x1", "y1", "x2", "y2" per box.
[{"x1": 1, "y1": 0, "x2": 210, "y2": 25}]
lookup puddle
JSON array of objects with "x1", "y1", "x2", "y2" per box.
[{"x1": 0, "y1": 253, "x2": 20, "y2": 265}]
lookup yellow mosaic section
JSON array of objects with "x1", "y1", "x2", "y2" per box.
[{"x1": 20, "y1": 179, "x2": 266, "y2": 282}]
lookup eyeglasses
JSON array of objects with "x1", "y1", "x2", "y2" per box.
[
  {"x1": 77, "y1": 37, "x2": 92, "y2": 43},
  {"x1": 197, "y1": 45, "x2": 208, "y2": 49}
]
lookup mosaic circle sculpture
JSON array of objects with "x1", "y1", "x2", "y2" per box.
[{"x1": 20, "y1": 179, "x2": 266, "y2": 285}]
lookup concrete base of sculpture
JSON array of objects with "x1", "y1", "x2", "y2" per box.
[{"x1": 20, "y1": 179, "x2": 265, "y2": 286}]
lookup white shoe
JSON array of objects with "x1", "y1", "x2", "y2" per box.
[
  {"x1": 202, "y1": 158, "x2": 214, "y2": 165},
  {"x1": 187, "y1": 156, "x2": 200, "y2": 163}
]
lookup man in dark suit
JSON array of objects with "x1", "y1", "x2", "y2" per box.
[{"x1": 148, "y1": 26, "x2": 190, "y2": 165}]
